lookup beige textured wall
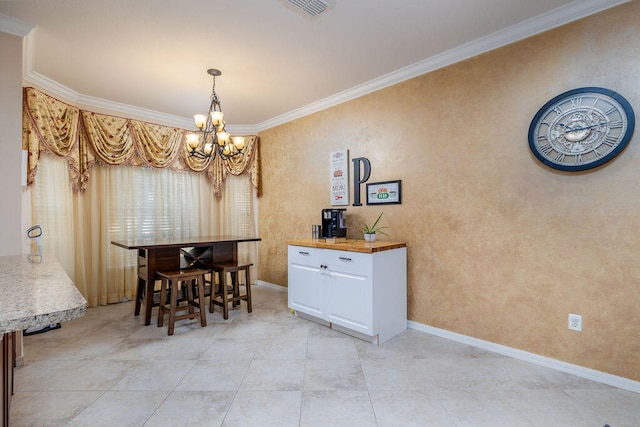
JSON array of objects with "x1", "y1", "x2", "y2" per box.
[{"x1": 258, "y1": 2, "x2": 640, "y2": 381}]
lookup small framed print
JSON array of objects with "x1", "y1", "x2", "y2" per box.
[
  {"x1": 330, "y1": 150, "x2": 349, "y2": 206},
  {"x1": 366, "y1": 180, "x2": 402, "y2": 205}
]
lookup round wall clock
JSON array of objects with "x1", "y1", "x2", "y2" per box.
[{"x1": 528, "y1": 87, "x2": 635, "y2": 171}]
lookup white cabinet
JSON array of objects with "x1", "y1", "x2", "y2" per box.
[
  {"x1": 324, "y1": 250, "x2": 372, "y2": 335},
  {"x1": 288, "y1": 246, "x2": 324, "y2": 317},
  {"x1": 288, "y1": 243, "x2": 407, "y2": 344}
]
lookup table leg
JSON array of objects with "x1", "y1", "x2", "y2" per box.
[
  {"x1": 144, "y1": 279, "x2": 154, "y2": 325},
  {"x1": 134, "y1": 277, "x2": 145, "y2": 316},
  {"x1": 144, "y1": 247, "x2": 181, "y2": 326}
]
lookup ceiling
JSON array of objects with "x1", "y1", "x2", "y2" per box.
[{"x1": 0, "y1": 0, "x2": 628, "y2": 133}]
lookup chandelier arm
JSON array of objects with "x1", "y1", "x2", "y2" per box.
[
  {"x1": 220, "y1": 154, "x2": 239, "y2": 161},
  {"x1": 189, "y1": 142, "x2": 218, "y2": 161}
]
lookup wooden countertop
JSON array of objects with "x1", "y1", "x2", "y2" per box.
[
  {"x1": 287, "y1": 239, "x2": 406, "y2": 253},
  {"x1": 0, "y1": 255, "x2": 87, "y2": 334},
  {"x1": 111, "y1": 235, "x2": 261, "y2": 250}
]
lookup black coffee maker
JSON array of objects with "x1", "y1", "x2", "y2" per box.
[{"x1": 321, "y1": 208, "x2": 347, "y2": 238}]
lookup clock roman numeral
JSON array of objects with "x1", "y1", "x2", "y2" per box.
[
  {"x1": 609, "y1": 120, "x2": 624, "y2": 129},
  {"x1": 539, "y1": 143, "x2": 554, "y2": 155},
  {"x1": 570, "y1": 97, "x2": 583, "y2": 108},
  {"x1": 603, "y1": 134, "x2": 618, "y2": 147},
  {"x1": 555, "y1": 152, "x2": 565, "y2": 162}
]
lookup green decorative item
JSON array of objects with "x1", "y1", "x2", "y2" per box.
[{"x1": 359, "y1": 212, "x2": 388, "y2": 242}]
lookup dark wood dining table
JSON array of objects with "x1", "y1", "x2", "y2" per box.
[{"x1": 111, "y1": 235, "x2": 261, "y2": 325}]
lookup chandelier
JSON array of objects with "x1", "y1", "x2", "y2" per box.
[{"x1": 186, "y1": 68, "x2": 245, "y2": 160}]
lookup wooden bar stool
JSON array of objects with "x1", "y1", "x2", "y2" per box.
[
  {"x1": 209, "y1": 261, "x2": 253, "y2": 319},
  {"x1": 157, "y1": 268, "x2": 208, "y2": 335}
]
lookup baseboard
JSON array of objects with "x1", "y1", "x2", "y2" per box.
[
  {"x1": 407, "y1": 320, "x2": 640, "y2": 394},
  {"x1": 14, "y1": 355, "x2": 24, "y2": 367},
  {"x1": 258, "y1": 280, "x2": 639, "y2": 393},
  {"x1": 256, "y1": 280, "x2": 287, "y2": 292}
]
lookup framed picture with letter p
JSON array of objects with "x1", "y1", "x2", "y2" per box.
[{"x1": 366, "y1": 180, "x2": 402, "y2": 205}]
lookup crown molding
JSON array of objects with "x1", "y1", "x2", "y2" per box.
[
  {"x1": 25, "y1": 69, "x2": 256, "y2": 132},
  {"x1": 0, "y1": 12, "x2": 35, "y2": 37},
  {"x1": 24, "y1": 71, "x2": 194, "y2": 128},
  {"x1": 16, "y1": 0, "x2": 629, "y2": 133},
  {"x1": 255, "y1": 0, "x2": 629, "y2": 131},
  {"x1": 23, "y1": 55, "x2": 255, "y2": 133}
]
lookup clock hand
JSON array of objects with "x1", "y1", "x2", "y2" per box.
[
  {"x1": 557, "y1": 121, "x2": 608, "y2": 134},
  {"x1": 575, "y1": 121, "x2": 608, "y2": 132}
]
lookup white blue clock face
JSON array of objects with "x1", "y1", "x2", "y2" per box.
[{"x1": 528, "y1": 87, "x2": 635, "y2": 171}]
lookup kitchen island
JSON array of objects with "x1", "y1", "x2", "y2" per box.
[
  {"x1": 288, "y1": 239, "x2": 407, "y2": 344},
  {"x1": 0, "y1": 255, "x2": 87, "y2": 427}
]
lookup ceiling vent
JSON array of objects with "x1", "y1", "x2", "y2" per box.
[{"x1": 280, "y1": 0, "x2": 335, "y2": 19}]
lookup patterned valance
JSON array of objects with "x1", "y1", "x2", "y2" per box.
[{"x1": 22, "y1": 87, "x2": 259, "y2": 198}]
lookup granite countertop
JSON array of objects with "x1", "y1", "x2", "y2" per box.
[
  {"x1": 287, "y1": 239, "x2": 406, "y2": 253},
  {"x1": 0, "y1": 254, "x2": 87, "y2": 334}
]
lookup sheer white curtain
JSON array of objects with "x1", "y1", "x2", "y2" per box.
[
  {"x1": 30, "y1": 155, "x2": 75, "y2": 273},
  {"x1": 31, "y1": 153, "x2": 258, "y2": 307}
]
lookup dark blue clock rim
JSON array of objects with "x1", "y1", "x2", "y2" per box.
[{"x1": 527, "y1": 87, "x2": 635, "y2": 172}]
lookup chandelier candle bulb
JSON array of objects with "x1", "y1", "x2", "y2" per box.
[
  {"x1": 232, "y1": 137, "x2": 245, "y2": 150},
  {"x1": 211, "y1": 111, "x2": 224, "y2": 125},
  {"x1": 194, "y1": 114, "x2": 207, "y2": 129},
  {"x1": 186, "y1": 133, "x2": 200, "y2": 149},
  {"x1": 217, "y1": 131, "x2": 230, "y2": 146}
]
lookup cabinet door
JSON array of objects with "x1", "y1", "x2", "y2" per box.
[
  {"x1": 325, "y1": 251, "x2": 373, "y2": 335},
  {"x1": 288, "y1": 246, "x2": 324, "y2": 317}
]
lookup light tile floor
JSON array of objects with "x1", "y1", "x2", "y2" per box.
[{"x1": 10, "y1": 285, "x2": 640, "y2": 426}]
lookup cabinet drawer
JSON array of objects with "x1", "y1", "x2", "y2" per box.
[
  {"x1": 288, "y1": 245, "x2": 323, "y2": 266},
  {"x1": 324, "y1": 250, "x2": 371, "y2": 276}
]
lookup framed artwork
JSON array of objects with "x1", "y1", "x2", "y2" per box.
[
  {"x1": 366, "y1": 180, "x2": 402, "y2": 205},
  {"x1": 330, "y1": 150, "x2": 349, "y2": 206}
]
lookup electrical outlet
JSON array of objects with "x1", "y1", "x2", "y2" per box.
[{"x1": 568, "y1": 313, "x2": 582, "y2": 332}]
